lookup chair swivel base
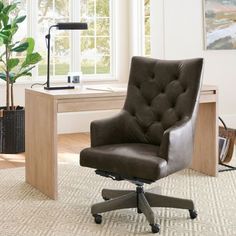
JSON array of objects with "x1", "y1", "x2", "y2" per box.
[{"x1": 91, "y1": 186, "x2": 197, "y2": 234}]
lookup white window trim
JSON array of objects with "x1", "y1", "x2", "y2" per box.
[
  {"x1": 130, "y1": 0, "x2": 150, "y2": 57},
  {"x1": 110, "y1": 0, "x2": 116, "y2": 80},
  {"x1": 12, "y1": 0, "x2": 116, "y2": 84},
  {"x1": 143, "y1": 0, "x2": 151, "y2": 57},
  {"x1": 129, "y1": 0, "x2": 143, "y2": 56},
  {"x1": 141, "y1": 0, "x2": 146, "y2": 56}
]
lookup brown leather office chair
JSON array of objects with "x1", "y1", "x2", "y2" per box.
[{"x1": 80, "y1": 56, "x2": 203, "y2": 233}]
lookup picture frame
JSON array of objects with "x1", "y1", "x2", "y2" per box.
[{"x1": 204, "y1": 0, "x2": 236, "y2": 50}]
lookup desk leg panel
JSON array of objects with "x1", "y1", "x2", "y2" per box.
[
  {"x1": 25, "y1": 91, "x2": 58, "y2": 199},
  {"x1": 191, "y1": 103, "x2": 218, "y2": 176}
]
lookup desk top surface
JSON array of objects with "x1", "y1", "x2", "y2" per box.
[{"x1": 26, "y1": 84, "x2": 217, "y2": 100}]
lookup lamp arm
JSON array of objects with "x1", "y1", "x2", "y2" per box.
[
  {"x1": 44, "y1": 22, "x2": 88, "y2": 90},
  {"x1": 45, "y1": 25, "x2": 58, "y2": 88}
]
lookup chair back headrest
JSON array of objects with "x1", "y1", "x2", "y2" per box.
[{"x1": 123, "y1": 56, "x2": 203, "y2": 146}]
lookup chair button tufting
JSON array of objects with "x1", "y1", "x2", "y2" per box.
[
  {"x1": 130, "y1": 110, "x2": 136, "y2": 116},
  {"x1": 156, "y1": 115, "x2": 161, "y2": 122}
]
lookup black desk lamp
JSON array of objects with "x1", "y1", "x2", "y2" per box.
[{"x1": 44, "y1": 22, "x2": 88, "y2": 90}]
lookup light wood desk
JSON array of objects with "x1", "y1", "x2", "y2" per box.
[{"x1": 25, "y1": 85, "x2": 218, "y2": 200}]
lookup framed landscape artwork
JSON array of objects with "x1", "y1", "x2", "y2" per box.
[{"x1": 204, "y1": 0, "x2": 236, "y2": 50}]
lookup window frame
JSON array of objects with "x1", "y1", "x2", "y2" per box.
[
  {"x1": 76, "y1": 0, "x2": 116, "y2": 81},
  {"x1": 16, "y1": 0, "x2": 116, "y2": 83},
  {"x1": 143, "y1": 0, "x2": 151, "y2": 57},
  {"x1": 129, "y1": 0, "x2": 150, "y2": 57}
]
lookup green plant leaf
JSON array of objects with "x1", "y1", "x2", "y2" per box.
[
  {"x1": 18, "y1": 72, "x2": 32, "y2": 79},
  {"x1": 26, "y1": 37, "x2": 35, "y2": 55},
  {"x1": 22, "y1": 53, "x2": 42, "y2": 68},
  {"x1": 0, "y1": 2, "x2": 4, "y2": 12},
  {"x1": 10, "y1": 25, "x2": 18, "y2": 35},
  {"x1": 0, "y1": 37, "x2": 3, "y2": 46},
  {"x1": 9, "y1": 41, "x2": 20, "y2": 49},
  {"x1": 0, "y1": 13, "x2": 9, "y2": 26},
  {"x1": 11, "y1": 42, "x2": 29, "y2": 52},
  {"x1": 0, "y1": 29, "x2": 11, "y2": 41},
  {"x1": 14, "y1": 15, "x2": 26, "y2": 24},
  {"x1": 9, "y1": 72, "x2": 16, "y2": 83},
  {"x1": 0, "y1": 32, "x2": 8, "y2": 40},
  {"x1": 7, "y1": 58, "x2": 19, "y2": 70},
  {"x1": 0, "y1": 72, "x2": 6, "y2": 81},
  {"x1": 3, "y1": 24, "x2": 11, "y2": 30},
  {"x1": 3, "y1": 23, "x2": 18, "y2": 36},
  {"x1": 23, "y1": 66, "x2": 35, "y2": 74},
  {"x1": 3, "y1": 4, "x2": 17, "y2": 15},
  {"x1": 14, "y1": 65, "x2": 35, "y2": 81}
]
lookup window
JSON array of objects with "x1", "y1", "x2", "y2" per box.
[
  {"x1": 130, "y1": 0, "x2": 150, "y2": 57},
  {"x1": 80, "y1": 0, "x2": 112, "y2": 75},
  {"x1": 144, "y1": 0, "x2": 150, "y2": 56},
  {"x1": 7, "y1": 0, "x2": 114, "y2": 80},
  {"x1": 37, "y1": 0, "x2": 70, "y2": 76}
]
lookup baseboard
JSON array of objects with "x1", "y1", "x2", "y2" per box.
[{"x1": 58, "y1": 110, "x2": 119, "y2": 134}]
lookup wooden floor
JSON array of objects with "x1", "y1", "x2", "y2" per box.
[
  {"x1": 1, "y1": 133, "x2": 236, "y2": 170},
  {"x1": 0, "y1": 133, "x2": 90, "y2": 169}
]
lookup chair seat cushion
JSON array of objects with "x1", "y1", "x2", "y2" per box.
[{"x1": 80, "y1": 143, "x2": 167, "y2": 181}]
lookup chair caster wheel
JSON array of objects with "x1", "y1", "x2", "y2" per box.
[
  {"x1": 189, "y1": 209, "x2": 197, "y2": 219},
  {"x1": 103, "y1": 197, "x2": 110, "y2": 201},
  {"x1": 93, "y1": 214, "x2": 102, "y2": 224},
  {"x1": 150, "y1": 224, "x2": 160, "y2": 233}
]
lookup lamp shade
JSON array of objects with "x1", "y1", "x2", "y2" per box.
[{"x1": 57, "y1": 22, "x2": 88, "y2": 30}]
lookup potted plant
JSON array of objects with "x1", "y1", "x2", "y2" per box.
[{"x1": 0, "y1": 1, "x2": 42, "y2": 153}]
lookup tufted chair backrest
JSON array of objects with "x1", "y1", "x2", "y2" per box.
[{"x1": 123, "y1": 56, "x2": 203, "y2": 147}]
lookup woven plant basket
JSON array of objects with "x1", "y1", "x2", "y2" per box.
[
  {"x1": 0, "y1": 106, "x2": 25, "y2": 154},
  {"x1": 219, "y1": 118, "x2": 236, "y2": 164}
]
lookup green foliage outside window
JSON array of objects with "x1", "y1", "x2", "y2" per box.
[
  {"x1": 144, "y1": 0, "x2": 150, "y2": 56},
  {"x1": 2, "y1": 0, "x2": 112, "y2": 77},
  {"x1": 80, "y1": 0, "x2": 111, "y2": 75},
  {"x1": 37, "y1": 0, "x2": 112, "y2": 76}
]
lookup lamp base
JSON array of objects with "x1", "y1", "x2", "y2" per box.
[{"x1": 44, "y1": 85, "x2": 75, "y2": 90}]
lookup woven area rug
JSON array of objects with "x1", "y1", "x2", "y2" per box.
[{"x1": 0, "y1": 157, "x2": 236, "y2": 236}]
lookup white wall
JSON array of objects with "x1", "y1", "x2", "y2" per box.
[
  {"x1": 0, "y1": 0, "x2": 130, "y2": 134},
  {"x1": 151, "y1": 0, "x2": 236, "y2": 128}
]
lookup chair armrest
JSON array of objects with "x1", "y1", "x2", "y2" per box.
[
  {"x1": 159, "y1": 117, "x2": 195, "y2": 175},
  {"x1": 90, "y1": 110, "x2": 127, "y2": 147}
]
